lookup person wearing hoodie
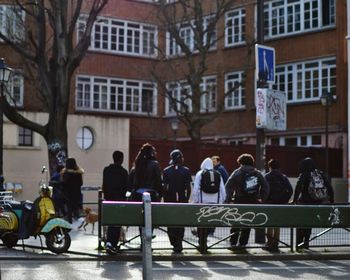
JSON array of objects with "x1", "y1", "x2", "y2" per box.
[
  {"x1": 264, "y1": 158, "x2": 293, "y2": 252},
  {"x1": 192, "y1": 157, "x2": 226, "y2": 253},
  {"x1": 225, "y1": 153, "x2": 269, "y2": 251},
  {"x1": 293, "y1": 157, "x2": 334, "y2": 250}
]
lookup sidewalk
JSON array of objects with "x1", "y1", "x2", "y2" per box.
[{"x1": 1, "y1": 220, "x2": 350, "y2": 261}]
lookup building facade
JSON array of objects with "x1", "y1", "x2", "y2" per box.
[{"x1": 0, "y1": 0, "x2": 347, "y2": 197}]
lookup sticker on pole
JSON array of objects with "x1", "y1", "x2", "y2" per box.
[
  {"x1": 255, "y1": 44, "x2": 275, "y2": 84},
  {"x1": 256, "y1": 88, "x2": 286, "y2": 131}
]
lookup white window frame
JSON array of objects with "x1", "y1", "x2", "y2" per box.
[
  {"x1": 77, "y1": 16, "x2": 158, "y2": 58},
  {"x1": 76, "y1": 75, "x2": 157, "y2": 115},
  {"x1": 274, "y1": 57, "x2": 336, "y2": 103},
  {"x1": 224, "y1": 71, "x2": 245, "y2": 110},
  {"x1": 264, "y1": 0, "x2": 336, "y2": 39},
  {"x1": 0, "y1": 5, "x2": 25, "y2": 42},
  {"x1": 5, "y1": 72, "x2": 24, "y2": 107},
  {"x1": 165, "y1": 76, "x2": 217, "y2": 114},
  {"x1": 225, "y1": 8, "x2": 246, "y2": 47},
  {"x1": 166, "y1": 15, "x2": 217, "y2": 57},
  {"x1": 271, "y1": 135, "x2": 322, "y2": 147}
]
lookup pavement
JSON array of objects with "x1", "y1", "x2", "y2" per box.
[{"x1": 1, "y1": 219, "x2": 350, "y2": 261}]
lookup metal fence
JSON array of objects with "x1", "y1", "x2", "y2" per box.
[{"x1": 99, "y1": 193, "x2": 350, "y2": 253}]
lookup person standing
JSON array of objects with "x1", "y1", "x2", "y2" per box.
[
  {"x1": 128, "y1": 143, "x2": 163, "y2": 202},
  {"x1": 211, "y1": 155, "x2": 229, "y2": 184},
  {"x1": 61, "y1": 158, "x2": 84, "y2": 223},
  {"x1": 293, "y1": 157, "x2": 334, "y2": 250},
  {"x1": 225, "y1": 153, "x2": 269, "y2": 251},
  {"x1": 102, "y1": 150, "x2": 128, "y2": 255},
  {"x1": 208, "y1": 155, "x2": 229, "y2": 236},
  {"x1": 163, "y1": 149, "x2": 192, "y2": 253},
  {"x1": 264, "y1": 158, "x2": 293, "y2": 252},
  {"x1": 192, "y1": 157, "x2": 226, "y2": 253}
]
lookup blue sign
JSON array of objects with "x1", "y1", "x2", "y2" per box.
[{"x1": 255, "y1": 44, "x2": 275, "y2": 84}]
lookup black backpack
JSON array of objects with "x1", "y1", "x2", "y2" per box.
[
  {"x1": 266, "y1": 172, "x2": 292, "y2": 203},
  {"x1": 200, "y1": 169, "x2": 221, "y2": 194},
  {"x1": 240, "y1": 170, "x2": 260, "y2": 195},
  {"x1": 308, "y1": 169, "x2": 329, "y2": 202}
]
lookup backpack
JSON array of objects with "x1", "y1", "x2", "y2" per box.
[
  {"x1": 267, "y1": 172, "x2": 292, "y2": 203},
  {"x1": 240, "y1": 170, "x2": 260, "y2": 195},
  {"x1": 200, "y1": 169, "x2": 221, "y2": 194},
  {"x1": 308, "y1": 169, "x2": 329, "y2": 202}
]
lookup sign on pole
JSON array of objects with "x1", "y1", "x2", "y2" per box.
[
  {"x1": 255, "y1": 44, "x2": 275, "y2": 84},
  {"x1": 256, "y1": 88, "x2": 287, "y2": 131}
]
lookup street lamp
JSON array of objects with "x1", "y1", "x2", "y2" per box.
[
  {"x1": 0, "y1": 58, "x2": 13, "y2": 177},
  {"x1": 170, "y1": 117, "x2": 179, "y2": 148},
  {"x1": 320, "y1": 92, "x2": 336, "y2": 178}
]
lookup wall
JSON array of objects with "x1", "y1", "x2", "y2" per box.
[{"x1": 3, "y1": 112, "x2": 129, "y2": 201}]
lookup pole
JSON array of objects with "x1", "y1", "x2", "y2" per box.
[
  {"x1": 325, "y1": 100, "x2": 329, "y2": 178},
  {"x1": 142, "y1": 192, "x2": 153, "y2": 280},
  {"x1": 347, "y1": 0, "x2": 350, "y2": 202},
  {"x1": 255, "y1": 0, "x2": 266, "y2": 244},
  {"x1": 0, "y1": 83, "x2": 3, "y2": 176},
  {"x1": 173, "y1": 130, "x2": 177, "y2": 148}
]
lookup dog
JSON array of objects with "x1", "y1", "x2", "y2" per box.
[{"x1": 78, "y1": 207, "x2": 98, "y2": 234}]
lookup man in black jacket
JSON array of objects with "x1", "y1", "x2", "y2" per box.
[
  {"x1": 264, "y1": 158, "x2": 293, "y2": 251},
  {"x1": 102, "y1": 150, "x2": 128, "y2": 255}
]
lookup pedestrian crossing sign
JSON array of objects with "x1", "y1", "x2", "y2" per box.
[{"x1": 255, "y1": 44, "x2": 275, "y2": 84}]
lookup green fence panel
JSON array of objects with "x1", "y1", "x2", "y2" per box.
[{"x1": 102, "y1": 201, "x2": 350, "y2": 228}]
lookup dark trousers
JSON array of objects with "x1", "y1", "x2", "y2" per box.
[
  {"x1": 167, "y1": 227, "x2": 185, "y2": 251},
  {"x1": 230, "y1": 227, "x2": 251, "y2": 246},
  {"x1": 197, "y1": 227, "x2": 209, "y2": 252},
  {"x1": 107, "y1": 226, "x2": 121, "y2": 248},
  {"x1": 296, "y1": 228, "x2": 311, "y2": 248}
]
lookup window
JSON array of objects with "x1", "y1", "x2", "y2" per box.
[
  {"x1": 165, "y1": 76, "x2": 217, "y2": 114},
  {"x1": 225, "y1": 8, "x2": 246, "y2": 47},
  {"x1": 166, "y1": 16, "x2": 217, "y2": 56},
  {"x1": 0, "y1": 5, "x2": 25, "y2": 41},
  {"x1": 18, "y1": 127, "x2": 33, "y2": 146},
  {"x1": 78, "y1": 16, "x2": 157, "y2": 57},
  {"x1": 76, "y1": 127, "x2": 94, "y2": 150},
  {"x1": 270, "y1": 135, "x2": 322, "y2": 147},
  {"x1": 76, "y1": 76, "x2": 157, "y2": 115},
  {"x1": 274, "y1": 57, "x2": 336, "y2": 103},
  {"x1": 225, "y1": 71, "x2": 245, "y2": 109},
  {"x1": 264, "y1": 0, "x2": 335, "y2": 38},
  {"x1": 5, "y1": 72, "x2": 24, "y2": 107}
]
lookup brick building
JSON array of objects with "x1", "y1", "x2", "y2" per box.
[{"x1": 0, "y1": 0, "x2": 347, "y2": 198}]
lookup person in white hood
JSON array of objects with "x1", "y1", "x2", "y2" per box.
[
  {"x1": 192, "y1": 157, "x2": 226, "y2": 253},
  {"x1": 192, "y1": 157, "x2": 226, "y2": 204}
]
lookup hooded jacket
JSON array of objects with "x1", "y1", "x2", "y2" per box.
[
  {"x1": 224, "y1": 164, "x2": 270, "y2": 203},
  {"x1": 192, "y1": 158, "x2": 226, "y2": 204}
]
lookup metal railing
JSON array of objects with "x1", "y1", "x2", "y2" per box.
[{"x1": 98, "y1": 193, "x2": 350, "y2": 253}]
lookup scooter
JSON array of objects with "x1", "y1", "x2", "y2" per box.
[{"x1": 0, "y1": 167, "x2": 72, "y2": 254}]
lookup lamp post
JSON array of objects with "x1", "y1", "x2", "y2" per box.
[
  {"x1": 0, "y1": 58, "x2": 13, "y2": 177},
  {"x1": 320, "y1": 92, "x2": 336, "y2": 178},
  {"x1": 170, "y1": 117, "x2": 179, "y2": 148}
]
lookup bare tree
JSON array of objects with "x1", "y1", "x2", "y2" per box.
[
  {"x1": 152, "y1": 0, "x2": 253, "y2": 144},
  {"x1": 0, "y1": 0, "x2": 108, "y2": 173}
]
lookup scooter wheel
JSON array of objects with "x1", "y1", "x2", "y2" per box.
[
  {"x1": 1, "y1": 233, "x2": 18, "y2": 248},
  {"x1": 45, "y1": 228, "x2": 71, "y2": 254}
]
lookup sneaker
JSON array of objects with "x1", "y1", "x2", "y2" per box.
[{"x1": 106, "y1": 243, "x2": 120, "y2": 255}]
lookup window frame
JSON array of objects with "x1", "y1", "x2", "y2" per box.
[
  {"x1": 224, "y1": 71, "x2": 246, "y2": 110},
  {"x1": 225, "y1": 8, "x2": 246, "y2": 47},
  {"x1": 264, "y1": 0, "x2": 336, "y2": 39},
  {"x1": 76, "y1": 75, "x2": 157, "y2": 116},
  {"x1": 18, "y1": 126, "x2": 33, "y2": 147}
]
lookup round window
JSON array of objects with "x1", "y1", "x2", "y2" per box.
[{"x1": 76, "y1": 126, "x2": 94, "y2": 150}]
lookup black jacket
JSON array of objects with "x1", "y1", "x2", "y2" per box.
[{"x1": 102, "y1": 163, "x2": 128, "y2": 201}]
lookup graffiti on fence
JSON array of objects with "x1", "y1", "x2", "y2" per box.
[
  {"x1": 328, "y1": 208, "x2": 340, "y2": 226},
  {"x1": 196, "y1": 205, "x2": 268, "y2": 226}
]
